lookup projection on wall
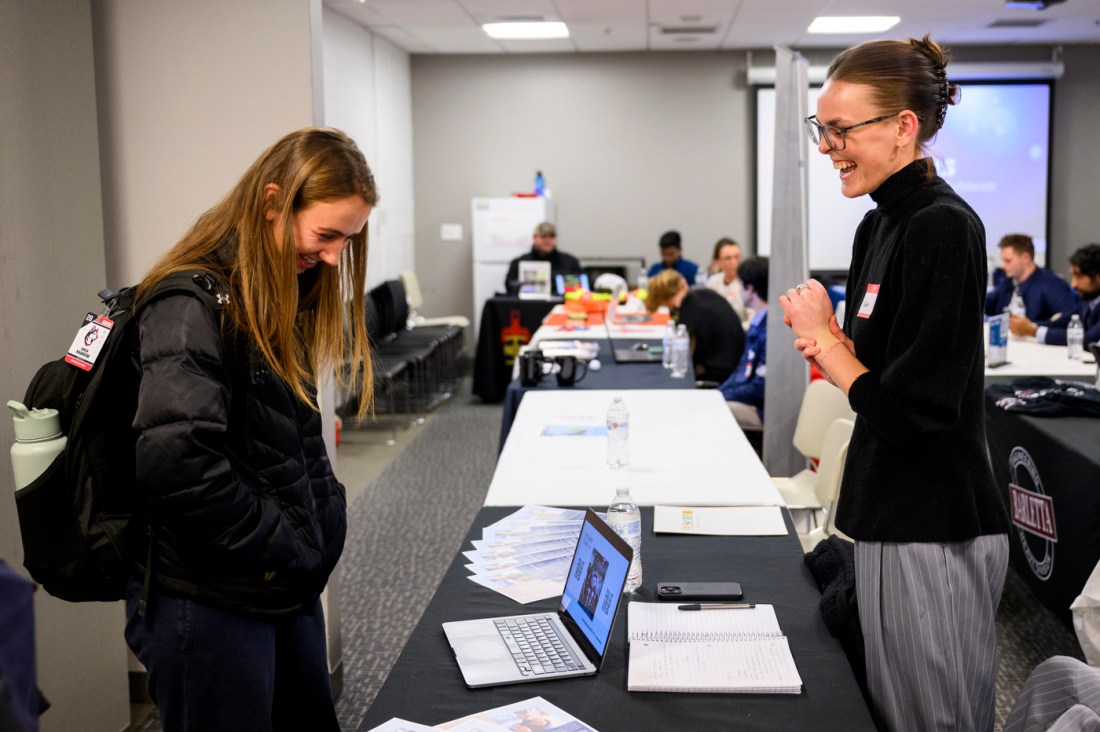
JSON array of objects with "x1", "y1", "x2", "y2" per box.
[{"x1": 756, "y1": 82, "x2": 1052, "y2": 271}]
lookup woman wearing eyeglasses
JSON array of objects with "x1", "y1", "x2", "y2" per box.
[{"x1": 780, "y1": 36, "x2": 1010, "y2": 731}]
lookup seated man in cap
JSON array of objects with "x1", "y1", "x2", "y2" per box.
[
  {"x1": 646, "y1": 230, "x2": 700, "y2": 284},
  {"x1": 505, "y1": 221, "x2": 582, "y2": 295}
]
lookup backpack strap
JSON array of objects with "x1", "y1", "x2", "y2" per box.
[
  {"x1": 133, "y1": 269, "x2": 228, "y2": 616},
  {"x1": 139, "y1": 270, "x2": 229, "y2": 312}
]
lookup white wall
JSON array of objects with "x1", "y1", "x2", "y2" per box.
[
  {"x1": 411, "y1": 52, "x2": 754, "y2": 324},
  {"x1": 1, "y1": 3, "x2": 131, "y2": 730},
  {"x1": 323, "y1": 9, "x2": 415, "y2": 290},
  {"x1": 409, "y1": 47, "x2": 1100, "y2": 326},
  {"x1": 1050, "y1": 45, "x2": 1100, "y2": 264},
  {"x1": 93, "y1": 0, "x2": 319, "y2": 286}
]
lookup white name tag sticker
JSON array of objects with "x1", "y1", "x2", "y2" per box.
[
  {"x1": 64, "y1": 314, "x2": 114, "y2": 371},
  {"x1": 857, "y1": 284, "x2": 880, "y2": 319}
]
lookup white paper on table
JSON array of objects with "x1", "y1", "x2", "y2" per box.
[
  {"x1": 471, "y1": 528, "x2": 578, "y2": 551},
  {"x1": 487, "y1": 505, "x2": 588, "y2": 527},
  {"x1": 438, "y1": 696, "x2": 599, "y2": 732},
  {"x1": 481, "y1": 522, "x2": 581, "y2": 542},
  {"x1": 653, "y1": 505, "x2": 788, "y2": 536},
  {"x1": 467, "y1": 574, "x2": 564, "y2": 604},
  {"x1": 463, "y1": 546, "x2": 575, "y2": 572},
  {"x1": 362, "y1": 718, "x2": 438, "y2": 732},
  {"x1": 441, "y1": 720, "x2": 510, "y2": 732},
  {"x1": 462, "y1": 535, "x2": 579, "y2": 562},
  {"x1": 467, "y1": 553, "x2": 571, "y2": 581}
]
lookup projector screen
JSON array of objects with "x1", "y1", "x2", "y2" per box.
[{"x1": 756, "y1": 82, "x2": 1052, "y2": 271}]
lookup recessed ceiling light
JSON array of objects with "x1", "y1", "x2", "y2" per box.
[
  {"x1": 482, "y1": 21, "x2": 569, "y2": 39},
  {"x1": 808, "y1": 16, "x2": 901, "y2": 34}
]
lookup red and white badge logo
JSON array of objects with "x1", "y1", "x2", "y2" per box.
[{"x1": 1008, "y1": 446, "x2": 1056, "y2": 581}]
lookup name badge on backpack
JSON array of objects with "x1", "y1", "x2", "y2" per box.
[{"x1": 64, "y1": 314, "x2": 114, "y2": 372}]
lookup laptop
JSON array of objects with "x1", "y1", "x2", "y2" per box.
[
  {"x1": 604, "y1": 314, "x2": 664, "y2": 364},
  {"x1": 554, "y1": 272, "x2": 590, "y2": 295},
  {"x1": 442, "y1": 509, "x2": 634, "y2": 688}
]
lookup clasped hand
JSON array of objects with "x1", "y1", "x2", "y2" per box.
[{"x1": 779, "y1": 278, "x2": 853, "y2": 367}]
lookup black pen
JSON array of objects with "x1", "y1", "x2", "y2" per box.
[{"x1": 677, "y1": 603, "x2": 756, "y2": 611}]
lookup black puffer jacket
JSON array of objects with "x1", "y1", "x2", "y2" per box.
[{"x1": 132, "y1": 289, "x2": 346, "y2": 618}]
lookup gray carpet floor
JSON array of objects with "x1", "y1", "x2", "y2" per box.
[
  {"x1": 333, "y1": 392, "x2": 501, "y2": 730},
  {"x1": 133, "y1": 382, "x2": 1086, "y2": 731}
]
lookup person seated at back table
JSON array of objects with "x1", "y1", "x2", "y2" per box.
[
  {"x1": 504, "y1": 221, "x2": 582, "y2": 295},
  {"x1": 645, "y1": 269, "x2": 745, "y2": 384},
  {"x1": 704, "y1": 237, "x2": 749, "y2": 323},
  {"x1": 646, "y1": 230, "x2": 700, "y2": 284},
  {"x1": 985, "y1": 233, "x2": 1077, "y2": 321},
  {"x1": 718, "y1": 256, "x2": 769, "y2": 430},
  {"x1": 1011, "y1": 242, "x2": 1100, "y2": 346}
]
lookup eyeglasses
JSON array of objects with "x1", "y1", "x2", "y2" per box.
[{"x1": 804, "y1": 112, "x2": 900, "y2": 151}]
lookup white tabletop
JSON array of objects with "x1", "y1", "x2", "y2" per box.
[
  {"x1": 485, "y1": 389, "x2": 783, "y2": 508},
  {"x1": 985, "y1": 334, "x2": 1096, "y2": 378}
]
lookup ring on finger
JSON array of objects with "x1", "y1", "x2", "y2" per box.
[{"x1": 795, "y1": 284, "x2": 808, "y2": 294}]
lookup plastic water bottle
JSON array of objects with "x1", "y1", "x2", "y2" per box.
[
  {"x1": 670, "y1": 324, "x2": 689, "y2": 379},
  {"x1": 988, "y1": 313, "x2": 1009, "y2": 366},
  {"x1": 1009, "y1": 286, "x2": 1026, "y2": 318},
  {"x1": 8, "y1": 400, "x2": 66, "y2": 491},
  {"x1": 534, "y1": 170, "x2": 546, "y2": 197},
  {"x1": 606, "y1": 397, "x2": 629, "y2": 469},
  {"x1": 1067, "y1": 314, "x2": 1084, "y2": 360},
  {"x1": 606, "y1": 486, "x2": 642, "y2": 593},
  {"x1": 661, "y1": 322, "x2": 675, "y2": 369}
]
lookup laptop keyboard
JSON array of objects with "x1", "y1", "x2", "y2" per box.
[{"x1": 494, "y1": 616, "x2": 582, "y2": 676}]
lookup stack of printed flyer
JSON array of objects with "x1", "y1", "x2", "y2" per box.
[
  {"x1": 367, "y1": 696, "x2": 597, "y2": 732},
  {"x1": 463, "y1": 505, "x2": 595, "y2": 604}
]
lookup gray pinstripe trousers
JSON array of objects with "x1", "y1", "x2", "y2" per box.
[
  {"x1": 856, "y1": 535, "x2": 1009, "y2": 731},
  {"x1": 1004, "y1": 655, "x2": 1100, "y2": 731}
]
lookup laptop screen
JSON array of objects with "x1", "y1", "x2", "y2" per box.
[
  {"x1": 557, "y1": 510, "x2": 633, "y2": 659},
  {"x1": 555, "y1": 273, "x2": 590, "y2": 295}
]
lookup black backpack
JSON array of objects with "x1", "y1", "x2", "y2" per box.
[{"x1": 15, "y1": 271, "x2": 227, "y2": 602}]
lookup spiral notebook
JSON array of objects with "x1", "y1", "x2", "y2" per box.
[{"x1": 626, "y1": 602, "x2": 802, "y2": 694}]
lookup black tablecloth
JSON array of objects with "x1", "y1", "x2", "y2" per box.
[
  {"x1": 498, "y1": 340, "x2": 695, "y2": 451},
  {"x1": 357, "y1": 507, "x2": 874, "y2": 731},
  {"x1": 985, "y1": 401, "x2": 1100, "y2": 624},
  {"x1": 472, "y1": 297, "x2": 559, "y2": 403}
]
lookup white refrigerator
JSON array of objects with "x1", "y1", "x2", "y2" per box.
[{"x1": 471, "y1": 196, "x2": 555, "y2": 334}]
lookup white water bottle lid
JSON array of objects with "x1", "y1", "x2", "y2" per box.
[{"x1": 7, "y1": 400, "x2": 63, "y2": 442}]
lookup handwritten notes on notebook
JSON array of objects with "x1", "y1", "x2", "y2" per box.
[{"x1": 626, "y1": 602, "x2": 803, "y2": 694}]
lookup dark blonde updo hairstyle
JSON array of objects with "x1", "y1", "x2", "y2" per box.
[{"x1": 827, "y1": 35, "x2": 961, "y2": 175}]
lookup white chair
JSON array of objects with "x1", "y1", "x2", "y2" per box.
[
  {"x1": 797, "y1": 418, "x2": 855, "y2": 553},
  {"x1": 771, "y1": 380, "x2": 856, "y2": 529},
  {"x1": 398, "y1": 270, "x2": 470, "y2": 329}
]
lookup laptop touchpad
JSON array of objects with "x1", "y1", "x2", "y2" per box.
[{"x1": 453, "y1": 636, "x2": 512, "y2": 663}]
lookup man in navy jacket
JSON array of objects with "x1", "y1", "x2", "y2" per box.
[
  {"x1": 719, "y1": 256, "x2": 769, "y2": 429},
  {"x1": 1011, "y1": 243, "x2": 1100, "y2": 347},
  {"x1": 985, "y1": 234, "x2": 1077, "y2": 321},
  {"x1": 646, "y1": 230, "x2": 699, "y2": 283}
]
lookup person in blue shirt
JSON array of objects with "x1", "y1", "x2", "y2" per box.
[
  {"x1": 646, "y1": 230, "x2": 699, "y2": 283},
  {"x1": 1011, "y1": 242, "x2": 1100, "y2": 346},
  {"x1": 984, "y1": 233, "x2": 1078, "y2": 321},
  {"x1": 719, "y1": 256, "x2": 768, "y2": 429}
]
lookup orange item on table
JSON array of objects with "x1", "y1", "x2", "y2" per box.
[{"x1": 542, "y1": 310, "x2": 670, "y2": 328}]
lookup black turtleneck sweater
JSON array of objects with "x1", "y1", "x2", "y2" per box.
[{"x1": 835, "y1": 160, "x2": 1010, "y2": 542}]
